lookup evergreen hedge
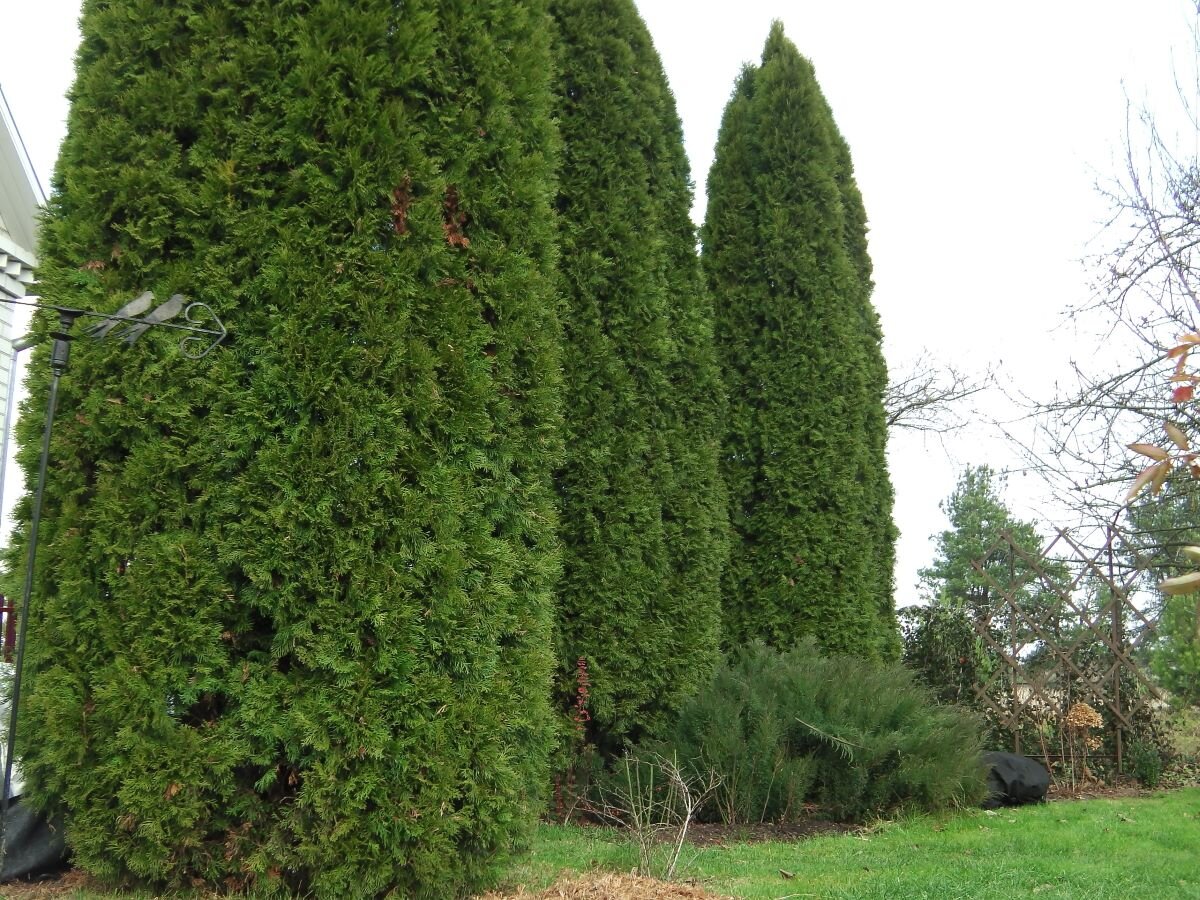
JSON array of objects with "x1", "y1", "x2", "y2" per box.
[
  {"x1": 549, "y1": 0, "x2": 726, "y2": 753},
  {"x1": 701, "y1": 23, "x2": 897, "y2": 659},
  {"x1": 7, "y1": 1, "x2": 562, "y2": 895}
]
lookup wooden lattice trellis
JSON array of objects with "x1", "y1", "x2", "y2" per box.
[{"x1": 969, "y1": 525, "x2": 1164, "y2": 772}]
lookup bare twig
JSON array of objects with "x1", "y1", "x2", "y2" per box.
[
  {"x1": 594, "y1": 751, "x2": 721, "y2": 881},
  {"x1": 885, "y1": 351, "x2": 992, "y2": 433}
]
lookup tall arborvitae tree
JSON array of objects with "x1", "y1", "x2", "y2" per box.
[
  {"x1": 702, "y1": 23, "x2": 897, "y2": 658},
  {"x1": 549, "y1": 0, "x2": 726, "y2": 752},
  {"x1": 7, "y1": 1, "x2": 561, "y2": 896},
  {"x1": 829, "y1": 113, "x2": 901, "y2": 659}
]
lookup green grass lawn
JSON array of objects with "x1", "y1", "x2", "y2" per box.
[
  {"x1": 500, "y1": 788, "x2": 1200, "y2": 899},
  {"x1": 8, "y1": 789, "x2": 1199, "y2": 899}
]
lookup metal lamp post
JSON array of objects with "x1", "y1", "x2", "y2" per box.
[{"x1": 0, "y1": 292, "x2": 226, "y2": 852}]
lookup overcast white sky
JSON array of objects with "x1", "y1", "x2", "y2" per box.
[{"x1": 1, "y1": 0, "x2": 1195, "y2": 604}]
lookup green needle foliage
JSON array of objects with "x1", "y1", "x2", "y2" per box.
[
  {"x1": 657, "y1": 641, "x2": 986, "y2": 823},
  {"x1": 7, "y1": 1, "x2": 561, "y2": 896},
  {"x1": 1123, "y1": 471, "x2": 1200, "y2": 706},
  {"x1": 549, "y1": 0, "x2": 726, "y2": 752},
  {"x1": 702, "y1": 22, "x2": 897, "y2": 658},
  {"x1": 918, "y1": 465, "x2": 1057, "y2": 621}
]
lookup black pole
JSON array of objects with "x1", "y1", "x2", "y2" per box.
[{"x1": 1, "y1": 310, "x2": 77, "y2": 853}]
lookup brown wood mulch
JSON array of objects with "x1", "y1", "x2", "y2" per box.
[
  {"x1": 478, "y1": 872, "x2": 734, "y2": 900},
  {"x1": 0, "y1": 869, "x2": 94, "y2": 899},
  {"x1": 1045, "y1": 780, "x2": 1154, "y2": 802}
]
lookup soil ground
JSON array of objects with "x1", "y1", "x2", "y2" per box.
[{"x1": 1045, "y1": 778, "x2": 1153, "y2": 802}]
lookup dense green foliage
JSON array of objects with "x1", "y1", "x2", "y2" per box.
[
  {"x1": 1124, "y1": 472, "x2": 1200, "y2": 705},
  {"x1": 8, "y1": 1, "x2": 562, "y2": 895},
  {"x1": 900, "y1": 604, "x2": 997, "y2": 707},
  {"x1": 655, "y1": 641, "x2": 987, "y2": 823},
  {"x1": 1122, "y1": 471, "x2": 1200, "y2": 578},
  {"x1": 701, "y1": 23, "x2": 897, "y2": 658},
  {"x1": 919, "y1": 466, "x2": 1059, "y2": 626},
  {"x1": 549, "y1": 0, "x2": 726, "y2": 752},
  {"x1": 1125, "y1": 737, "x2": 1166, "y2": 787},
  {"x1": 913, "y1": 468, "x2": 1173, "y2": 763},
  {"x1": 1151, "y1": 594, "x2": 1200, "y2": 704}
]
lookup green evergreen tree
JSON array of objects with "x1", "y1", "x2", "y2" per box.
[
  {"x1": 919, "y1": 465, "x2": 1057, "y2": 626},
  {"x1": 830, "y1": 127, "x2": 900, "y2": 660},
  {"x1": 701, "y1": 22, "x2": 896, "y2": 658},
  {"x1": 7, "y1": 1, "x2": 561, "y2": 895},
  {"x1": 548, "y1": 0, "x2": 726, "y2": 753},
  {"x1": 1124, "y1": 471, "x2": 1200, "y2": 705}
]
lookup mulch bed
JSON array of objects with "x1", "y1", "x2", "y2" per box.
[
  {"x1": 0, "y1": 869, "x2": 95, "y2": 898},
  {"x1": 478, "y1": 872, "x2": 734, "y2": 899}
]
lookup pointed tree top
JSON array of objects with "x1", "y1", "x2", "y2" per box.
[{"x1": 764, "y1": 19, "x2": 790, "y2": 58}]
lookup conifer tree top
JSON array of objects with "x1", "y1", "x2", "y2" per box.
[{"x1": 763, "y1": 19, "x2": 790, "y2": 61}]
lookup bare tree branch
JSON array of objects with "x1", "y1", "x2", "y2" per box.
[
  {"x1": 1003, "y1": 8, "x2": 1200, "y2": 530},
  {"x1": 885, "y1": 350, "x2": 991, "y2": 433}
]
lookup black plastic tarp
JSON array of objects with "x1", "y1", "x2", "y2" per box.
[{"x1": 0, "y1": 798, "x2": 68, "y2": 883}]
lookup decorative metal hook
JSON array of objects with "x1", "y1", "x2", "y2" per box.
[{"x1": 178, "y1": 302, "x2": 227, "y2": 359}]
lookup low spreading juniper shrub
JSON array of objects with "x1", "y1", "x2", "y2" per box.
[{"x1": 657, "y1": 641, "x2": 988, "y2": 823}]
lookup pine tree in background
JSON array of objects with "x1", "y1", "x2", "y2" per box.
[
  {"x1": 919, "y1": 465, "x2": 1058, "y2": 623},
  {"x1": 6, "y1": 1, "x2": 561, "y2": 895},
  {"x1": 548, "y1": 0, "x2": 726, "y2": 753},
  {"x1": 702, "y1": 22, "x2": 897, "y2": 658}
]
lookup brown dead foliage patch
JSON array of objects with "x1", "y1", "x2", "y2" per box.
[
  {"x1": 478, "y1": 872, "x2": 733, "y2": 900},
  {"x1": 1, "y1": 869, "x2": 96, "y2": 899}
]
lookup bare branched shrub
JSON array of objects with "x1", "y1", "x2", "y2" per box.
[{"x1": 594, "y1": 751, "x2": 721, "y2": 881}]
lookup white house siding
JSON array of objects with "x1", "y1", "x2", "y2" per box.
[
  {"x1": 0, "y1": 84, "x2": 41, "y2": 795},
  {"x1": 0, "y1": 84, "x2": 42, "y2": 548}
]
